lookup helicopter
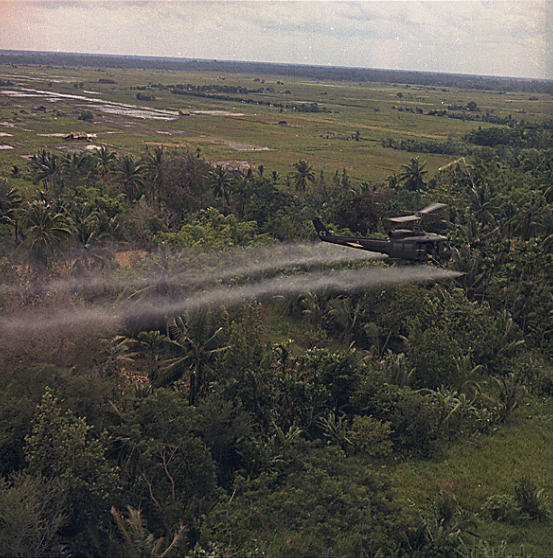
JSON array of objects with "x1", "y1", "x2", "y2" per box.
[{"x1": 313, "y1": 202, "x2": 453, "y2": 263}]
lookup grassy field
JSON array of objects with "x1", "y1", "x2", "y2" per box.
[
  {"x1": 2, "y1": 61, "x2": 551, "y2": 188},
  {"x1": 388, "y1": 400, "x2": 553, "y2": 556}
]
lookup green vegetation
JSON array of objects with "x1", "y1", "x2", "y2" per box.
[{"x1": 0, "y1": 53, "x2": 552, "y2": 556}]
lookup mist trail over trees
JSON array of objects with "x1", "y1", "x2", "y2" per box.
[
  {"x1": 0, "y1": 242, "x2": 460, "y2": 334},
  {"x1": 2, "y1": 242, "x2": 380, "y2": 297}
]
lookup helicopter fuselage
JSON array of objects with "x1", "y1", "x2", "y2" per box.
[{"x1": 313, "y1": 218, "x2": 453, "y2": 262}]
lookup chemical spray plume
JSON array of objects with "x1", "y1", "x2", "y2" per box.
[
  {"x1": 1, "y1": 265, "x2": 462, "y2": 334},
  {"x1": 127, "y1": 265, "x2": 462, "y2": 318},
  {"x1": 0, "y1": 242, "x2": 384, "y2": 297}
]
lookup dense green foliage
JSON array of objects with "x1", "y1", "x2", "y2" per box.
[{"x1": 1, "y1": 60, "x2": 553, "y2": 557}]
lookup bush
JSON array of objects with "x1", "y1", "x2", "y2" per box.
[
  {"x1": 202, "y1": 444, "x2": 409, "y2": 557},
  {"x1": 514, "y1": 476, "x2": 549, "y2": 522},
  {"x1": 481, "y1": 477, "x2": 550, "y2": 524},
  {"x1": 78, "y1": 110, "x2": 94, "y2": 122},
  {"x1": 0, "y1": 472, "x2": 68, "y2": 557},
  {"x1": 481, "y1": 494, "x2": 521, "y2": 524},
  {"x1": 353, "y1": 376, "x2": 440, "y2": 458},
  {"x1": 349, "y1": 415, "x2": 393, "y2": 458}
]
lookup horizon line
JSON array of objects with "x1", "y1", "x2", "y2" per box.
[{"x1": 1, "y1": 48, "x2": 551, "y2": 84}]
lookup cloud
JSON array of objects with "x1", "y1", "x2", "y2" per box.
[{"x1": 0, "y1": 0, "x2": 550, "y2": 79}]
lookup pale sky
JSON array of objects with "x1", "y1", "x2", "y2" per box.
[{"x1": 1, "y1": 1, "x2": 551, "y2": 80}]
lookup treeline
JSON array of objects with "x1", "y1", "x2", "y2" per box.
[
  {"x1": 167, "y1": 83, "x2": 330, "y2": 113},
  {"x1": 169, "y1": 86, "x2": 277, "y2": 107},
  {"x1": 0, "y1": 134, "x2": 553, "y2": 555},
  {"x1": 394, "y1": 104, "x2": 527, "y2": 126},
  {"x1": 381, "y1": 137, "x2": 475, "y2": 156},
  {"x1": 171, "y1": 83, "x2": 263, "y2": 95},
  {"x1": 382, "y1": 119, "x2": 553, "y2": 156},
  {"x1": 2, "y1": 49, "x2": 553, "y2": 94}
]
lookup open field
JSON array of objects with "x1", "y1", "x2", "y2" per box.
[{"x1": 2, "y1": 58, "x2": 551, "y2": 188}]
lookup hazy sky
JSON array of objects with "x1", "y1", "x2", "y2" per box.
[{"x1": 1, "y1": 1, "x2": 551, "y2": 80}]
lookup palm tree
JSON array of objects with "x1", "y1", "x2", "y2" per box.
[
  {"x1": 142, "y1": 145, "x2": 167, "y2": 207},
  {"x1": 399, "y1": 157, "x2": 428, "y2": 192},
  {"x1": 67, "y1": 203, "x2": 113, "y2": 273},
  {"x1": 29, "y1": 150, "x2": 62, "y2": 195},
  {"x1": 155, "y1": 309, "x2": 228, "y2": 404},
  {"x1": 209, "y1": 165, "x2": 232, "y2": 207},
  {"x1": 114, "y1": 154, "x2": 144, "y2": 202},
  {"x1": 93, "y1": 146, "x2": 117, "y2": 179},
  {"x1": 509, "y1": 192, "x2": 546, "y2": 241},
  {"x1": 299, "y1": 291, "x2": 324, "y2": 329},
  {"x1": 95, "y1": 335, "x2": 137, "y2": 378},
  {"x1": 134, "y1": 330, "x2": 165, "y2": 381},
  {"x1": 61, "y1": 152, "x2": 87, "y2": 190},
  {"x1": 467, "y1": 183, "x2": 499, "y2": 227},
  {"x1": 290, "y1": 160, "x2": 315, "y2": 201},
  {"x1": 327, "y1": 297, "x2": 362, "y2": 346},
  {"x1": 0, "y1": 181, "x2": 22, "y2": 241},
  {"x1": 17, "y1": 200, "x2": 72, "y2": 273},
  {"x1": 538, "y1": 206, "x2": 553, "y2": 252}
]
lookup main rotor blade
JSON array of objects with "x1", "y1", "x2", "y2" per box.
[
  {"x1": 420, "y1": 202, "x2": 447, "y2": 214},
  {"x1": 389, "y1": 203, "x2": 447, "y2": 223},
  {"x1": 389, "y1": 215, "x2": 419, "y2": 223}
]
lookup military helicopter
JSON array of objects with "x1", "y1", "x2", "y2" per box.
[{"x1": 313, "y1": 203, "x2": 453, "y2": 263}]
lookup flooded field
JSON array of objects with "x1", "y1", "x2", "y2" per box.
[
  {"x1": 217, "y1": 140, "x2": 270, "y2": 151},
  {"x1": 194, "y1": 110, "x2": 245, "y2": 116},
  {"x1": 1, "y1": 87, "x2": 179, "y2": 120},
  {"x1": 79, "y1": 102, "x2": 177, "y2": 120}
]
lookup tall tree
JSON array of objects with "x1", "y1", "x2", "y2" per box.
[
  {"x1": 290, "y1": 160, "x2": 315, "y2": 201},
  {"x1": 0, "y1": 181, "x2": 22, "y2": 241},
  {"x1": 114, "y1": 154, "x2": 144, "y2": 202},
  {"x1": 142, "y1": 145, "x2": 167, "y2": 207},
  {"x1": 155, "y1": 309, "x2": 228, "y2": 404},
  {"x1": 29, "y1": 150, "x2": 63, "y2": 196},
  {"x1": 25, "y1": 387, "x2": 117, "y2": 533},
  {"x1": 0, "y1": 472, "x2": 68, "y2": 558},
  {"x1": 399, "y1": 157, "x2": 428, "y2": 192},
  {"x1": 67, "y1": 203, "x2": 113, "y2": 273},
  {"x1": 109, "y1": 389, "x2": 216, "y2": 536},
  {"x1": 209, "y1": 164, "x2": 232, "y2": 207},
  {"x1": 93, "y1": 145, "x2": 117, "y2": 180},
  {"x1": 17, "y1": 201, "x2": 72, "y2": 273},
  {"x1": 61, "y1": 152, "x2": 87, "y2": 191}
]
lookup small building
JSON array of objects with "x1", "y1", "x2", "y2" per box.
[{"x1": 63, "y1": 132, "x2": 92, "y2": 142}]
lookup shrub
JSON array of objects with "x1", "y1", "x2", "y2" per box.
[
  {"x1": 481, "y1": 477, "x2": 550, "y2": 524},
  {"x1": 78, "y1": 110, "x2": 94, "y2": 122},
  {"x1": 349, "y1": 415, "x2": 393, "y2": 458},
  {"x1": 353, "y1": 377, "x2": 440, "y2": 458},
  {"x1": 514, "y1": 476, "x2": 549, "y2": 522},
  {"x1": 481, "y1": 494, "x2": 521, "y2": 524}
]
